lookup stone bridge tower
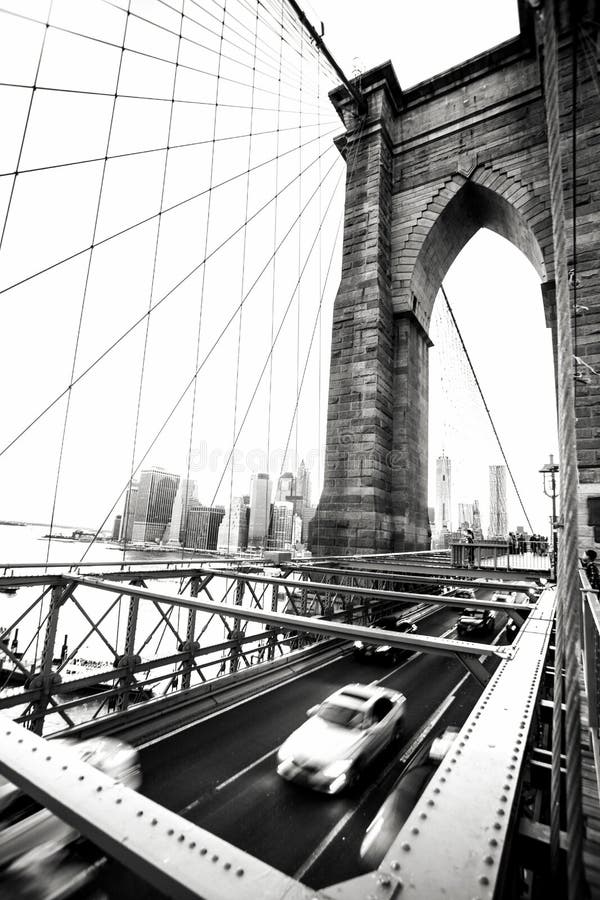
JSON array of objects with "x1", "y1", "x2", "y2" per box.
[{"x1": 311, "y1": 1, "x2": 600, "y2": 557}]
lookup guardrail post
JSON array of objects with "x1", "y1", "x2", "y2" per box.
[
  {"x1": 267, "y1": 583, "x2": 278, "y2": 661},
  {"x1": 582, "y1": 595, "x2": 599, "y2": 734},
  {"x1": 229, "y1": 579, "x2": 245, "y2": 674},
  {"x1": 181, "y1": 579, "x2": 199, "y2": 690},
  {"x1": 28, "y1": 583, "x2": 69, "y2": 734},
  {"x1": 115, "y1": 587, "x2": 141, "y2": 712}
]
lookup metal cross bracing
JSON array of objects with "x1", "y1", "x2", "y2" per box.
[
  {"x1": 0, "y1": 585, "x2": 559, "y2": 900},
  {"x1": 0, "y1": 560, "x2": 536, "y2": 736}
]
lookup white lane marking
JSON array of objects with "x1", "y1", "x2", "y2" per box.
[
  {"x1": 293, "y1": 627, "x2": 508, "y2": 880},
  {"x1": 292, "y1": 683, "x2": 465, "y2": 882},
  {"x1": 138, "y1": 653, "x2": 344, "y2": 750},
  {"x1": 215, "y1": 746, "x2": 279, "y2": 792},
  {"x1": 371, "y1": 623, "x2": 457, "y2": 686}
]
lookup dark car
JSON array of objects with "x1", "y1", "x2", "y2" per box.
[
  {"x1": 456, "y1": 607, "x2": 496, "y2": 637},
  {"x1": 353, "y1": 617, "x2": 417, "y2": 664}
]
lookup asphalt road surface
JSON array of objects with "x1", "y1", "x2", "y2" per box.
[{"x1": 95, "y1": 603, "x2": 507, "y2": 897}]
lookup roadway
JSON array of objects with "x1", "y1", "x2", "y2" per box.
[{"x1": 94, "y1": 602, "x2": 508, "y2": 897}]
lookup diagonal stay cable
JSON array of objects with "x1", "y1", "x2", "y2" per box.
[
  {"x1": 205, "y1": 166, "x2": 344, "y2": 522},
  {"x1": 181, "y1": 0, "x2": 229, "y2": 554},
  {"x1": 122, "y1": 0, "x2": 184, "y2": 558},
  {"x1": 0, "y1": 0, "x2": 54, "y2": 254},
  {"x1": 0, "y1": 121, "x2": 338, "y2": 301},
  {"x1": 77, "y1": 151, "x2": 343, "y2": 561},
  {"x1": 0, "y1": 120, "x2": 337, "y2": 180},
  {"x1": 440, "y1": 283, "x2": 534, "y2": 532},
  {"x1": 44, "y1": 0, "x2": 133, "y2": 566},
  {"x1": 0, "y1": 137, "x2": 339, "y2": 461},
  {"x1": 0, "y1": 5, "x2": 327, "y2": 113}
]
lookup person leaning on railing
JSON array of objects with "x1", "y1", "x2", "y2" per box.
[{"x1": 583, "y1": 549, "x2": 600, "y2": 591}]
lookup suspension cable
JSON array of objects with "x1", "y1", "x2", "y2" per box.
[
  {"x1": 0, "y1": 135, "x2": 339, "y2": 461},
  {"x1": 78, "y1": 150, "x2": 343, "y2": 561}
]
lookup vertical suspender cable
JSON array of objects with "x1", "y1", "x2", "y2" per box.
[
  {"x1": 45, "y1": 1, "x2": 132, "y2": 568},
  {"x1": 227, "y1": 2, "x2": 260, "y2": 550},
  {"x1": 264, "y1": 0, "x2": 285, "y2": 551},
  {"x1": 181, "y1": 0, "x2": 228, "y2": 554},
  {"x1": 535, "y1": 2, "x2": 585, "y2": 897},
  {"x1": 124, "y1": 0, "x2": 184, "y2": 560}
]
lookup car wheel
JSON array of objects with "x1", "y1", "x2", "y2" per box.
[{"x1": 347, "y1": 757, "x2": 365, "y2": 790}]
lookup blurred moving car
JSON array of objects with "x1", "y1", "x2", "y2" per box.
[
  {"x1": 442, "y1": 587, "x2": 476, "y2": 608},
  {"x1": 0, "y1": 736, "x2": 141, "y2": 868},
  {"x1": 353, "y1": 617, "x2": 417, "y2": 664},
  {"x1": 277, "y1": 683, "x2": 406, "y2": 794},
  {"x1": 456, "y1": 607, "x2": 496, "y2": 637},
  {"x1": 360, "y1": 726, "x2": 459, "y2": 868}
]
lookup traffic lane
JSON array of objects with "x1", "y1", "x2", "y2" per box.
[
  {"x1": 138, "y1": 606, "x2": 459, "y2": 810},
  {"x1": 99, "y1": 608, "x2": 490, "y2": 898},
  {"x1": 304, "y1": 659, "x2": 499, "y2": 889},
  {"x1": 177, "y1": 652, "x2": 469, "y2": 877}
]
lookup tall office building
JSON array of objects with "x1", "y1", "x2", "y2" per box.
[
  {"x1": 111, "y1": 516, "x2": 122, "y2": 541},
  {"x1": 302, "y1": 504, "x2": 317, "y2": 543},
  {"x1": 184, "y1": 504, "x2": 225, "y2": 551},
  {"x1": 248, "y1": 473, "x2": 272, "y2": 546},
  {"x1": 217, "y1": 497, "x2": 249, "y2": 552},
  {"x1": 435, "y1": 454, "x2": 452, "y2": 535},
  {"x1": 488, "y1": 465, "x2": 508, "y2": 538},
  {"x1": 165, "y1": 478, "x2": 198, "y2": 546},
  {"x1": 457, "y1": 502, "x2": 474, "y2": 528},
  {"x1": 269, "y1": 501, "x2": 294, "y2": 549},
  {"x1": 296, "y1": 460, "x2": 311, "y2": 516},
  {"x1": 119, "y1": 481, "x2": 139, "y2": 542},
  {"x1": 131, "y1": 467, "x2": 180, "y2": 543},
  {"x1": 275, "y1": 472, "x2": 295, "y2": 503},
  {"x1": 472, "y1": 499, "x2": 483, "y2": 540}
]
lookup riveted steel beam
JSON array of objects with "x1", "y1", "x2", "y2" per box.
[
  {"x1": 325, "y1": 587, "x2": 556, "y2": 900},
  {"x1": 0, "y1": 717, "x2": 320, "y2": 900},
  {"x1": 70, "y1": 576, "x2": 511, "y2": 661}
]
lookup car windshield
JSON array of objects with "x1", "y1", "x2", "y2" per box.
[{"x1": 318, "y1": 702, "x2": 364, "y2": 728}]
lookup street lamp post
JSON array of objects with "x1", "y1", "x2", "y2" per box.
[{"x1": 540, "y1": 454, "x2": 559, "y2": 580}]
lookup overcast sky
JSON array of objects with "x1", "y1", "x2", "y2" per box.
[{"x1": 0, "y1": 0, "x2": 558, "y2": 538}]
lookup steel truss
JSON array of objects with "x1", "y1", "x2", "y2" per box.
[
  {"x1": 0, "y1": 587, "x2": 555, "y2": 900},
  {"x1": 0, "y1": 562, "x2": 536, "y2": 733}
]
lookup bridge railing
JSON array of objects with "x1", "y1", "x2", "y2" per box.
[
  {"x1": 451, "y1": 540, "x2": 552, "y2": 574},
  {"x1": 0, "y1": 562, "x2": 434, "y2": 736},
  {"x1": 581, "y1": 569, "x2": 600, "y2": 784}
]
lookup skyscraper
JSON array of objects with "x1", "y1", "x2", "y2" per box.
[
  {"x1": 184, "y1": 504, "x2": 225, "y2": 551},
  {"x1": 165, "y1": 478, "x2": 198, "y2": 546},
  {"x1": 275, "y1": 472, "x2": 295, "y2": 503},
  {"x1": 119, "y1": 481, "x2": 139, "y2": 542},
  {"x1": 488, "y1": 465, "x2": 507, "y2": 538},
  {"x1": 131, "y1": 467, "x2": 180, "y2": 543},
  {"x1": 435, "y1": 454, "x2": 452, "y2": 536},
  {"x1": 458, "y1": 502, "x2": 474, "y2": 528},
  {"x1": 472, "y1": 500, "x2": 483, "y2": 540},
  {"x1": 269, "y1": 501, "x2": 294, "y2": 549},
  {"x1": 217, "y1": 497, "x2": 250, "y2": 552},
  {"x1": 296, "y1": 460, "x2": 311, "y2": 516},
  {"x1": 248, "y1": 473, "x2": 272, "y2": 546}
]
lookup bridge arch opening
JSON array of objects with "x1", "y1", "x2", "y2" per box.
[
  {"x1": 426, "y1": 225, "x2": 558, "y2": 548},
  {"x1": 409, "y1": 180, "x2": 549, "y2": 331}
]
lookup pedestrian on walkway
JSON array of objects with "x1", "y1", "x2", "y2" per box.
[{"x1": 583, "y1": 549, "x2": 600, "y2": 591}]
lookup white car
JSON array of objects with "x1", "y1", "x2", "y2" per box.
[
  {"x1": 277, "y1": 683, "x2": 406, "y2": 794},
  {"x1": 0, "y1": 736, "x2": 141, "y2": 866}
]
